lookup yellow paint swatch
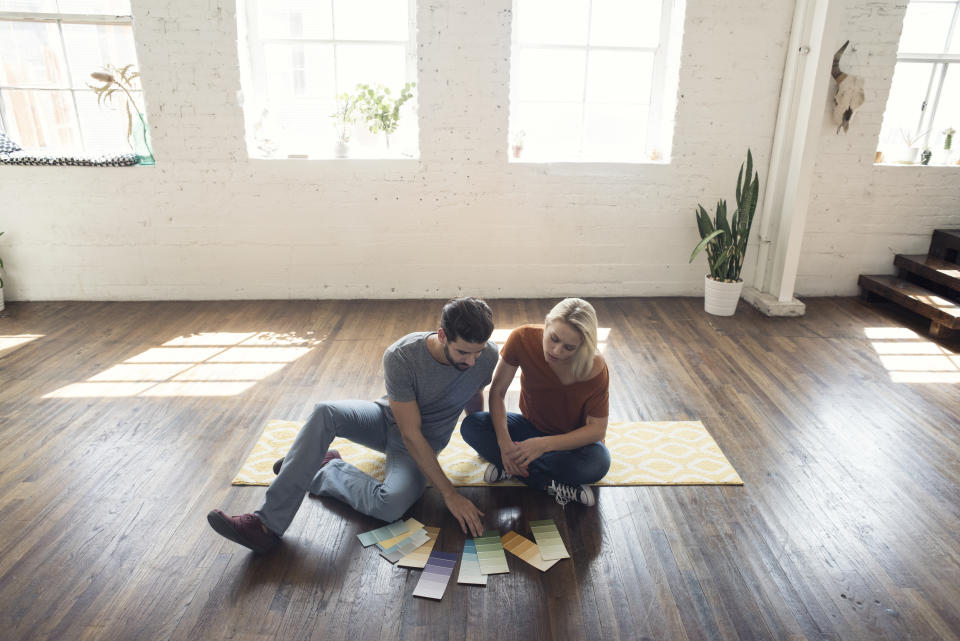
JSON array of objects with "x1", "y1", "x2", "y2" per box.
[
  {"x1": 376, "y1": 518, "x2": 424, "y2": 550},
  {"x1": 397, "y1": 527, "x2": 441, "y2": 568},
  {"x1": 501, "y1": 531, "x2": 558, "y2": 572}
]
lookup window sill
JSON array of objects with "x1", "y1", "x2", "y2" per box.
[
  {"x1": 874, "y1": 161, "x2": 960, "y2": 168},
  {"x1": 0, "y1": 150, "x2": 144, "y2": 167},
  {"x1": 509, "y1": 156, "x2": 669, "y2": 165},
  {"x1": 250, "y1": 154, "x2": 419, "y2": 161}
]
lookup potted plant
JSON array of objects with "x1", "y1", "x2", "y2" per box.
[
  {"x1": 331, "y1": 91, "x2": 361, "y2": 158},
  {"x1": 89, "y1": 64, "x2": 155, "y2": 165},
  {"x1": 355, "y1": 82, "x2": 415, "y2": 149},
  {"x1": 941, "y1": 127, "x2": 956, "y2": 165},
  {"x1": 893, "y1": 127, "x2": 929, "y2": 164},
  {"x1": 689, "y1": 149, "x2": 761, "y2": 316}
]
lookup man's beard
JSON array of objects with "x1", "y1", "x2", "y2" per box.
[{"x1": 443, "y1": 342, "x2": 470, "y2": 371}]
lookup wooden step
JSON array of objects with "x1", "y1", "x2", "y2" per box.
[
  {"x1": 858, "y1": 274, "x2": 960, "y2": 337},
  {"x1": 895, "y1": 254, "x2": 960, "y2": 292},
  {"x1": 929, "y1": 229, "x2": 960, "y2": 261}
]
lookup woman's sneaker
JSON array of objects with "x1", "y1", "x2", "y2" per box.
[
  {"x1": 483, "y1": 463, "x2": 512, "y2": 483},
  {"x1": 547, "y1": 480, "x2": 595, "y2": 507}
]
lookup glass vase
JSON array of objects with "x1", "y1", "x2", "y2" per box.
[{"x1": 131, "y1": 113, "x2": 155, "y2": 165}]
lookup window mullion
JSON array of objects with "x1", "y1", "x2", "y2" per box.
[
  {"x1": 579, "y1": 1, "x2": 594, "y2": 159},
  {"x1": 0, "y1": 11, "x2": 131, "y2": 25},
  {"x1": 945, "y1": 1, "x2": 960, "y2": 54},
  {"x1": 648, "y1": 0, "x2": 675, "y2": 159},
  {"x1": 923, "y1": 62, "x2": 949, "y2": 146},
  {"x1": 331, "y1": 1, "x2": 340, "y2": 94},
  {"x1": 0, "y1": 87, "x2": 7, "y2": 133},
  {"x1": 916, "y1": 63, "x2": 940, "y2": 137},
  {"x1": 56, "y1": 18, "x2": 85, "y2": 151}
]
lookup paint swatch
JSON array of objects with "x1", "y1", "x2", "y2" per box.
[
  {"x1": 529, "y1": 520, "x2": 569, "y2": 560},
  {"x1": 357, "y1": 520, "x2": 411, "y2": 547},
  {"x1": 474, "y1": 530, "x2": 509, "y2": 574},
  {"x1": 457, "y1": 539, "x2": 488, "y2": 585},
  {"x1": 412, "y1": 551, "x2": 458, "y2": 600},
  {"x1": 380, "y1": 528, "x2": 431, "y2": 563},
  {"x1": 398, "y1": 526, "x2": 441, "y2": 568},
  {"x1": 501, "y1": 531, "x2": 559, "y2": 571},
  {"x1": 376, "y1": 518, "x2": 424, "y2": 550}
]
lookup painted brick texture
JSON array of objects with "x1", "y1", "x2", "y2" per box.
[{"x1": 1, "y1": 0, "x2": 958, "y2": 300}]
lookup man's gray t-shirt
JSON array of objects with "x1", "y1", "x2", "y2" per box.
[{"x1": 375, "y1": 332, "x2": 498, "y2": 449}]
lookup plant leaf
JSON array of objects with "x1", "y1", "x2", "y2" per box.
[{"x1": 689, "y1": 229, "x2": 725, "y2": 263}]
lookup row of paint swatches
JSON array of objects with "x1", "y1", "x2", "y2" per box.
[
  {"x1": 412, "y1": 551, "x2": 458, "y2": 599},
  {"x1": 376, "y1": 519, "x2": 423, "y2": 550},
  {"x1": 457, "y1": 539, "x2": 488, "y2": 585},
  {"x1": 357, "y1": 519, "x2": 415, "y2": 547},
  {"x1": 530, "y1": 519, "x2": 570, "y2": 560},
  {"x1": 474, "y1": 530, "x2": 509, "y2": 574},
  {"x1": 398, "y1": 526, "x2": 440, "y2": 568},
  {"x1": 501, "y1": 531, "x2": 559, "y2": 571},
  {"x1": 356, "y1": 518, "x2": 435, "y2": 564},
  {"x1": 380, "y1": 528, "x2": 430, "y2": 563}
]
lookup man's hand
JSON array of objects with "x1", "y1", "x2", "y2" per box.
[
  {"x1": 442, "y1": 490, "x2": 484, "y2": 537},
  {"x1": 497, "y1": 438, "x2": 528, "y2": 477}
]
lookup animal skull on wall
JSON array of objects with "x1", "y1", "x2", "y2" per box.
[{"x1": 832, "y1": 40, "x2": 865, "y2": 134}]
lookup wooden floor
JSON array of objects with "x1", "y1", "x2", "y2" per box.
[{"x1": 1, "y1": 297, "x2": 959, "y2": 641}]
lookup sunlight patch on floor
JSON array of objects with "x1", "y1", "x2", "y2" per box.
[
  {"x1": 865, "y1": 327, "x2": 960, "y2": 383},
  {"x1": 43, "y1": 331, "x2": 322, "y2": 398},
  {"x1": 0, "y1": 334, "x2": 44, "y2": 355}
]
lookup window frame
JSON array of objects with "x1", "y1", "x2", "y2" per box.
[
  {"x1": 509, "y1": 0, "x2": 681, "y2": 164},
  {"x1": 0, "y1": 8, "x2": 137, "y2": 152},
  {"x1": 239, "y1": 0, "x2": 419, "y2": 159},
  {"x1": 880, "y1": 0, "x2": 960, "y2": 155}
]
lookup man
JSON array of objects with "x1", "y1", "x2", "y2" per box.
[{"x1": 207, "y1": 297, "x2": 498, "y2": 554}]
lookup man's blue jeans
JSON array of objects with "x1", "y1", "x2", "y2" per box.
[
  {"x1": 460, "y1": 411, "x2": 610, "y2": 490},
  {"x1": 256, "y1": 400, "x2": 438, "y2": 536}
]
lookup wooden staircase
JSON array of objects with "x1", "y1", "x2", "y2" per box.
[{"x1": 858, "y1": 229, "x2": 960, "y2": 338}]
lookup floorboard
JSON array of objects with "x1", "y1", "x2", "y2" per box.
[{"x1": 0, "y1": 297, "x2": 958, "y2": 641}]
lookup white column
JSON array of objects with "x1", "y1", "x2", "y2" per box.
[{"x1": 743, "y1": 0, "x2": 839, "y2": 316}]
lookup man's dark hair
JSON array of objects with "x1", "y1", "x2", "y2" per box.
[{"x1": 440, "y1": 297, "x2": 494, "y2": 344}]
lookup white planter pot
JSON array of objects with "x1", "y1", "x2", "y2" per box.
[
  {"x1": 892, "y1": 146, "x2": 920, "y2": 164},
  {"x1": 334, "y1": 141, "x2": 349, "y2": 158},
  {"x1": 0, "y1": 287, "x2": 4, "y2": 312},
  {"x1": 703, "y1": 275, "x2": 743, "y2": 316}
]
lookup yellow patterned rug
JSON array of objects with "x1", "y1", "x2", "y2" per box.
[{"x1": 233, "y1": 420, "x2": 742, "y2": 486}]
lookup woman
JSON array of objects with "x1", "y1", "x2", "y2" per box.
[{"x1": 461, "y1": 298, "x2": 610, "y2": 506}]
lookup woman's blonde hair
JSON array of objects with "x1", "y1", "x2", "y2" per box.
[{"x1": 545, "y1": 298, "x2": 599, "y2": 380}]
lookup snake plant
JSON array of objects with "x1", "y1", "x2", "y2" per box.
[{"x1": 689, "y1": 149, "x2": 761, "y2": 282}]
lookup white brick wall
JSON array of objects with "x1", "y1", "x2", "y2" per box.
[
  {"x1": 799, "y1": 0, "x2": 960, "y2": 295},
  {"x1": 1, "y1": 0, "x2": 958, "y2": 301}
]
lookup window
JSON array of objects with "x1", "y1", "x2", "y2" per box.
[
  {"x1": 509, "y1": 0, "x2": 684, "y2": 164},
  {"x1": 877, "y1": 0, "x2": 960, "y2": 165},
  {"x1": 0, "y1": 1, "x2": 141, "y2": 153},
  {"x1": 237, "y1": 0, "x2": 418, "y2": 159}
]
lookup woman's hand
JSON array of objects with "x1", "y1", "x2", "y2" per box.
[
  {"x1": 513, "y1": 437, "x2": 549, "y2": 469},
  {"x1": 497, "y1": 438, "x2": 528, "y2": 477}
]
